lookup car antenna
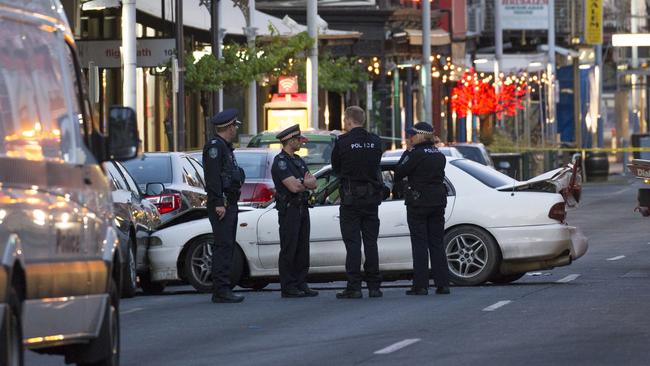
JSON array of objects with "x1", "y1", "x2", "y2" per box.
[{"x1": 511, "y1": 170, "x2": 517, "y2": 197}]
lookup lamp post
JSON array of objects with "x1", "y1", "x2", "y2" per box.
[
  {"x1": 307, "y1": 0, "x2": 319, "y2": 129},
  {"x1": 421, "y1": 0, "x2": 432, "y2": 124}
]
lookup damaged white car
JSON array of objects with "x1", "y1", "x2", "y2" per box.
[{"x1": 145, "y1": 156, "x2": 587, "y2": 293}]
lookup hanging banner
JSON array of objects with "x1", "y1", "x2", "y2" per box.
[
  {"x1": 498, "y1": 0, "x2": 549, "y2": 30},
  {"x1": 76, "y1": 38, "x2": 176, "y2": 68},
  {"x1": 585, "y1": 0, "x2": 603, "y2": 45}
]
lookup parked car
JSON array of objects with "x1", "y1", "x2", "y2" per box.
[
  {"x1": 451, "y1": 143, "x2": 495, "y2": 168},
  {"x1": 383, "y1": 147, "x2": 464, "y2": 159},
  {"x1": 147, "y1": 156, "x2": 586, "y2": 293},
  {"x1": 122, "y1": 152, "x2": 207, "y2": 223},
  {"x1": 190, "y1": 148, "x2": 280, "y2": 204},
  {"x1": 247, "y1": 129, "x2": 340, "y2": 172},
  {"x1": 0, "y1": 1, "x2": 139, "y2": 364},
  {"x1": 104, "y1": 161, "x2": 161, "y2": 297}
]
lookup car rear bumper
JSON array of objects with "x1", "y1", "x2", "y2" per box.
[
  {"x1": 491, "y1": 224, "x2": 588, "y2": 262},
  {"x1": 148, "y1": 244, "x2": 183, "y2": 282}
]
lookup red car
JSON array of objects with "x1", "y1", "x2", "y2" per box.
[{"x1": 192, "y1": 148, "x2": 279, "y2": 204}]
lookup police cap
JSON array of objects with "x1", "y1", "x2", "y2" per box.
[
  {"x1": 406, "y1": 122, "x2": 434, "y2": 136},
  {"x1": 276, "y1": 124, "x2": 307, "y2": 142},
  {"x1": 211, "y1": 108, "x2": 242, "y2": 128}
]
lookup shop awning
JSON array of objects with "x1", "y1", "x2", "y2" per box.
[
  {"x1": 395, "y1": 28, "x2": 451, "y2": 46},
  {"x1": 471, "y1": 53, "x2": 549, "y2": 73},
  {"x1": 136, "y1": 0, "x2": 360, "y2": 38}
]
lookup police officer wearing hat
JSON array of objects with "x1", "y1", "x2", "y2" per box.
[
  {"x1": 271, "y1": 125, "x2": 319, "y2": 298},
  {"x1": 203, "y1": 108, "x2": 246, "y2": 303},
  {"x1": 394, "y1": 122, "x2": 450, "y2": 296},
  {"x1": 331, "y1": 106, "x2": 383, "y2": 299}
]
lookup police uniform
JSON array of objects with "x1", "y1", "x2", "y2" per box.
[
  {"x1": 202, "y1": 108, "x2": 246, "y2": 303},
  {"x1": 271, "y1": 125, "x2": 317, "y2": 298},
  {"x1": 394, "y1": 122, "x2": 450, "y2": 295},
  {"x1": 331, "y1": 125, "x2": 383, "y2": 298}
]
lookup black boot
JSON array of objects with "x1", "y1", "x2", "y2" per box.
[
  {"x1": 406, "y1": 287, "x2": 428, "y2": 296},
  {"x1": 282, "y1": 288, "x2": 308, "y2": 298},
  {"x1": 336, "y1": 289, "x2": 363, "y2": 299},
  {"x1": 368, "y1": 289, "x2": 383, "y2": 298},
  {"x1": 212, "y1": 289, "x2": 244, "y2": 303},
  {"x1": 299, "y1": 285, "x2": 319, "y2": 297},
  {"x1": 435, "y1": 286, "x2": 450, "y2": 295}
]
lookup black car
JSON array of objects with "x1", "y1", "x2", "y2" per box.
[{"x1": 104, "y1": 161, "x2": 162, "y2": 297}]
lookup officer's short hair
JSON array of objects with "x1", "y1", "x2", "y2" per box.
[{"x1": 344, "y1": 106, "x2": 365, "y2": 126}]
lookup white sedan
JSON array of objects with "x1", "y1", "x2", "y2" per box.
[{"x1": 145, "y1": 156, "x2": 588, "y2": 293}]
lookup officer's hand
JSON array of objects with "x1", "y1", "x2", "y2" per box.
[
  {"x1": 215, "y1": 206, "x2": 226, "y2": 220},
  {"x1": 304, "y1": 172, "x2": 317, "y2": 187}
]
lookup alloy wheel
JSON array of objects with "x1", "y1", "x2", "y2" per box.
[
  {"x1": 446, "y1": 233, "x2": 488, "y2": 278},
  {"x1": 190, "y1": 241, "x2": 213, "y2": 287}
]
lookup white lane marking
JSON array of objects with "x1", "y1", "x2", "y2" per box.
[
  {"x1": 556, "y1": 274, "x2": 581, "y2": 283},
  {"x1": 482, "y1": 300, "x2": 512, "y2": 312},
  {"x1": 374, "y1": 339, "x2": 421, "y2": 355},
  {"x1": 120, "y1": 307, "x2": 143, "y2": 315},
  {"x1": 607, "y1": 255, "x2": 626, "y2": 261}
]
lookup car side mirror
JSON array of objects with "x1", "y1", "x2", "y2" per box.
[
  {"x1": 107, "y1": 106, "x2": 139, "y2": 161},
  {"x1": 146, "y1": 183, "x2": 165, "y2": 196}
]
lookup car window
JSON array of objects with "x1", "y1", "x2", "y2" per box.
[
  {"x1": 181, "y1": 157, "x2": 203, "y2": 188},
  {"x1": 381, "y1": 167, "x2": 454, "y2": 201},
  {"x1": 234, "y1": 151, "x2": 268, "y2": 179},
  {"x1": 123, "y1": 156, "x2": 173, "y2": 185},
  {"x1": 454, "y1": 146, "x2": 489, "y2": 166},
  {"x1": 256, "y1": 140, "x2": 333, "y2": 165},
  {"x1": 115, "y1": 161, "x2": 142, "y2": 195},
  {"x1": 450, "y1": 159, "x2": 512, "y2": 188},
  {"x1": 104, "y1": 162, "x2": 126, "y2": 191},
  {"x1": 187, "y1": 156, "x2": 205, "y2": 186},
  {"x1": 0, "y1": 19, "x2": 81, "y2": 163}
]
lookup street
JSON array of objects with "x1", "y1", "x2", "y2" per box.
[{"x1": 29, "y1": 177, "x2": 650, "y2": 366}]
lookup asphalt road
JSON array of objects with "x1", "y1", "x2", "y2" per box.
[{"x1": 28, "y1": 176, "x2": 650, "y2": 366}]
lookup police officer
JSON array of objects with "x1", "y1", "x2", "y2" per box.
[
  {"x1": 203, "y1": 108, "x2": 246, "y2": 303},
  {"x1": 331, "y1": 106, "x2": 383, "y2": 299},
  {"x1": 271, "y1": 125, "x2": 319, "y2": 298},
  {"x1": 394, "y1": 122, "x2": 450, "y2": 296}
]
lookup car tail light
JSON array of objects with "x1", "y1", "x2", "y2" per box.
[
  {"x1": 146, "y1": 193, "x2": 181, "y2": 214},
  {"x1": 247, "y1": 183, "x2": 275, "y2": 203},
  {"x1": 548, "y1": 202, "x2": 566, "y2": 222}
]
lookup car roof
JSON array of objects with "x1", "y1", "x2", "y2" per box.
[
  {"x1": 314, "y1": 155, "x2": 462, "y2": 176},
  {"x1": 253, "y1": 129, "x2": 339, "y2": 142}
]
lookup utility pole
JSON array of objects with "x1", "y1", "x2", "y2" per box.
[
  {"x1": 175, "y1": 0, "x2": 185, "y2": 151},
  {"x1": 210, "y1": 0, "x2": 221, "y2": 115},
  {"x1": 494, "y1": 0, "x2": 503, "y2": 127},
  {"x1": 548, "y1": 0, "x2": 556, "y2": 141},
  {"x1": 307, "y1": 0, "x2": 319, "y2": 129},
  {"x1": 245, "y1": 0, "x2": 258, "y2": 135},
  {"x1": 122, "y1": 0, "x2": 136, "y2": 111},
  {"x1": 422, "y1": 0, "x2": 432, "y2": 124}
]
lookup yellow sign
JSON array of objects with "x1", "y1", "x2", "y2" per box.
[
  {"x1": 585, "y1": 0, "x2": 603, "y2": 45},
  {"x1": 266, "y1": 108, "x2": 309, "y2": 131}
]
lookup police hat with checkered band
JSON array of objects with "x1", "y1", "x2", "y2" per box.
[
  {"x1": 210, "y1": 108, "x2": 242, "y2": 127},
  {"x1": 405, "y1": 122, "x2": 434, "y2": 136},
  {"x1": 275, "y1": 124, "x2": 307, "y2": 142}
]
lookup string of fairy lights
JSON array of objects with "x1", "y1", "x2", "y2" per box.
[{"x1": 357, "y1": 53, "x2": 554, "y2": 94}]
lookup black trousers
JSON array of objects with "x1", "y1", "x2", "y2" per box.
[
  {"x1": 208, "y1": 205, "x2": 238, "y2": 292},
  {"x1": 278, "y1": 205, "x2": 311, "y2": 291},
  {"x1": 406, "y1": 205, "x2": 449, "y2": 289},
  {"x1": 339, "y1": 204, "x2": 381, "y2": 290}
]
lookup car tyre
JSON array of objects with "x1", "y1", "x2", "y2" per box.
[
  {"x1": 120, "y1": 240, "x2": 137, "y2": 298},
  {"x1": 490, "y1": 272, "x2": 526, "y2": 284},
  {"x1": 73, "y1": 278, "x2": 119, "y2": 366},
  {"x1": 139, "y1": 271, "x2": 166, "y2": 295},
  {"x1": 184, "y1": 236, "x2": 244, "y2": 293},
  {"x1": 1, "y1": 286, "x2": 23, "y2": 366},
  {"x1": 445, "y1": 226, "x2": 500, "y2": 286}
]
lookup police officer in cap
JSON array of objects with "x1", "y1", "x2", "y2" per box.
[
  {"x1": 271, "y1": 124, "x2": 319, "y2": 298},
  {"x1": 331, "y1": 106, "x2": 383, "y2": 299},
  {"x1": 394, "y1": 122, "x2": 450, "y2": 296},
  {"x1": 203, "y1": 108, "x2": 246, "y2": 303}
]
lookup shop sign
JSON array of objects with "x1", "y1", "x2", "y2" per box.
[
  {"x1": 585, "y1": 0, "x2": 603, "y2": 45},
  {"x1": 278, "y1": 76, "x2": 299, "y2": 94},
  {"x1": 76, "y1": 38, "x2": 176, "y2": 68},
  {"x1": 498, "y1": 0, "x2": 549, "y2": 30}
]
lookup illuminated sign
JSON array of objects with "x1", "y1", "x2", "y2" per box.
[{"x1": 266, "y1": 109, "x2": 308, "y2": 131}]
